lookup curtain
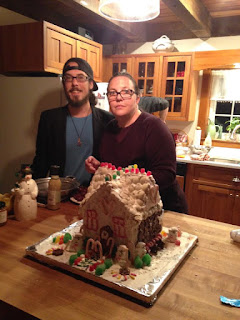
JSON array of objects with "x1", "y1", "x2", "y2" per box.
[{"x1": 210, "y1": 69, "x2": 240, "y2": 100}]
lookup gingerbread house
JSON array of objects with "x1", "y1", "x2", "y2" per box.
[{"x1": 79, "y1": 163, "x2": 163, "y2": 258}]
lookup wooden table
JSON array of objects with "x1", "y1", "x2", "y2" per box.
[{"x1": 1, "y1": 202, "x2": 240, "y2": 320}]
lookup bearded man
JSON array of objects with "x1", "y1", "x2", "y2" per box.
[{"x1": 31, "y1": 58, "x2": 113, "y2": 185}]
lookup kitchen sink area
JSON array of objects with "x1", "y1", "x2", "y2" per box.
[
  {"x1": 208, "y1": 147, "x2": 240, "y2": 165},
  {"x1": 177, "y1": 146, "x2": 240, "y2": 169},
  {"x1": 208, "y1": 147, "x2": 240, "y2": 161},
  {"x1": 209, "y1": 158, "x2": 240, "y2": 165}
]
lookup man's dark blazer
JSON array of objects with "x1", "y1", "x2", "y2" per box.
[{"x1": 31, "y1": 105, "x2": 114, "y2": 179}]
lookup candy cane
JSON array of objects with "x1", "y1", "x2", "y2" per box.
[
  {"x1": 86, "y1": 238, "x2": 95, "y2": 257},
  {"x1": 95, "y1": 240, "x2": 103, "y2": 260}
]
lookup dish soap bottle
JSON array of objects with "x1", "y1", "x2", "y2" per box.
[
  {"x1": 47, "y1": 165, "x2": 61, "y2": 210},
  {"x1": 203, "y1": 132, "x2": 212, "y2": 148}
]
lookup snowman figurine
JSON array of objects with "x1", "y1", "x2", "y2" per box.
[{"x1": 13, "y1": 165, "x2": 38, "y2": 221}]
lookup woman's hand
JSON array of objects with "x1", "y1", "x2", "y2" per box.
[{"x1": 85, "y1": 156, "x2": 100, "y2": 174}]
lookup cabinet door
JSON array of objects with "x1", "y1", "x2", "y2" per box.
[
  {"x1": 134, "y1": 56, "x2": 160, "y2": 96},
  {"x1": 176, "y1": 175, "x2": 185, "y2": 191},
  {"x1": 232, "y1": 192, "x2": 240, "y2": 226},
  {"x1": 46, "y1": 28, "x2": 76, "y2": 72},
  {"x1": 77, "y1": 41, "x2": 102, "y2": 82},
  {"x1": 102, "y1": 57, "x2": 134, "y2": 82},
  {"x1": 160, "y1": 56, "x2": 192, "y2": 120},
  {"x1": 190, "y1": 183, "x2": 234, "y2": 223}
]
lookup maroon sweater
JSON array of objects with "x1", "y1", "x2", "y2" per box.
[{"x1": 100, "y1": 112, "x2": 188, "y2": 213}]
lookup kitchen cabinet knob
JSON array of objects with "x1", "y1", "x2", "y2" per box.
[
  {"x1": 236, "y1": 194, "x2": 239, "y2": 198},
  {"x1": 229, "y1": 193, "x2": 233, "y2": 197},
  {"x1": 232, "y1": 176, "x2": 240, "y2": 183}
]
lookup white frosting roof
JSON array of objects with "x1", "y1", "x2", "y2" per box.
[{"x1": 79, "y1": 163, "x2": 163, "y2": 219}]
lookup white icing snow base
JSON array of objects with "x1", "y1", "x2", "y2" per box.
[{"x1": 26, "y1": 220, "x2": 198, "y2": 305}]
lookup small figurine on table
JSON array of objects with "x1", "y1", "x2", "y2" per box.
[
  {"x1": 116, "y1": 245, "x2": 130, "y2": 275},
  {"x1": 12, "y1": 165, "x2": 38, "y2": 221}
]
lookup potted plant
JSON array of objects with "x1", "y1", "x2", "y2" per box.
[
  {"x1": 225, "y1": 118, "x2": 240, "y2": 140},
  {"x1": 226, "y1": 118, "x2": 240, "y2": 132}
]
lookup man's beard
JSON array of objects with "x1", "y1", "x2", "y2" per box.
[{"x1": 65, "y1": 89, "x2": 91, "y2": 108}]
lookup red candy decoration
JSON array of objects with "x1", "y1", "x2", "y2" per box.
[
  {"x1": 112, "y1": 165, "x2": 116, "y2": 170},
  {"x1": 74, "y1": 257, "x2": 82, "y2": 265},
  {"x1": 108, "y1": 163, "x2": 112, "y2": 168},
  {"x1": 125, "y1": 169, "x2": 129, "y2": 173},
  {"x1": 131, "y1": 168, "x2": 135, "y2": 173},
  {"x1": 59, "y1": 235, "x2": 64, "y2": 245},
  {"x1": 140, "y1": 168, "x2": 145, "y2": 173},
  {"x1": 147, "y1": 171, "x2": 152, "y2": 176},
  {"x1": 117, "y1": 166, "x2": 122, "y2": 171},
  {"x1": 135, "y1": 168, "x2": 139, "y2": 174},
  {"x1": 175, "y1": 239, "x2": 181, "y2": 246}
]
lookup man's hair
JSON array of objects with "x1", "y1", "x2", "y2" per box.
[
  {"x1": 89, "y1": 91, "x2": 97, "y2": 107},
  {"x1": 108, "y1": 72, "x2": 140, "y2": 96}
]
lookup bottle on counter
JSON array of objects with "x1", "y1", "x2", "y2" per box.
[
  {"x1": 203, "y1": 132, "x2": 212, "y2": 148},
  {"x1": 47, "y1": 165, "x2": 61, "y2": 210},
  {"x1": 0, "y1": 201, "x2": 7, "y2": 226}
]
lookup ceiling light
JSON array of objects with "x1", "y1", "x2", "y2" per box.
[{"x1": 99, "y1": 0, "x2": 160, "y2": 22}]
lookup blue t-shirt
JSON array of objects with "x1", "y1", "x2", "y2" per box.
[{"x1": 64, "y1": 114, "x2": 93, "y2": 185}]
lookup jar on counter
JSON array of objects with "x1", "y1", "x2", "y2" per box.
[
  {"x1": 47, "y1": 165, "x2": 61, "y2": 210},
  {"x1": 0, "y1": 201, "x2": 7, "y2": 226}
]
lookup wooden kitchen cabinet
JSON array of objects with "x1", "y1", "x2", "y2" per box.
[
  {"x1": 160, "y1": 55, "x2": 198, "y2": 121},
  {"x1": 103, "y1": 54, "x2": 160, "y2": 96},
  {"x1": 185, "y1": 164, "x2": 240, "y2": 225},
  {"x1": 46, "y1": 28, "x2": 77, "y2": 73},
  {"x1": 133, "y1": 55, "x2": 160, "y2": 96},
  {"x1": 76, "y1": 40, "x2": 102, "y2": 82},
  {"x1": 102, "y1": 55, "x2": 134, "y2": 83},
  {"x1": 0, "y1": 21, "x2": 103, "y2": 80},
  {"x1": 103, "y1": 52, "x2": 197, "y2": 121}
]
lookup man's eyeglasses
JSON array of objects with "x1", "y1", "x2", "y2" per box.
[
  {"x1": 107, "y1": 89, "x2": 136, "y2": 100},
  {"x1": 63, "y1": 74, "x2": 90, "y2": 83}
]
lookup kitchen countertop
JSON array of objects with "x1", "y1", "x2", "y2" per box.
[
  {"x1": 1, "y1": 202, "x2": 240, "y2": 320},
  {"x1": 177, "y1": 155, "x2": 240, "y2": 169}
]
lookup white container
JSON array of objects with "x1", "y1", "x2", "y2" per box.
[
  {"x1": 193, "y1": 127, "x2": 202, "y2": 147},
  {"x1": 152, "y1": 35, "x2": 175, "y2": 52}
]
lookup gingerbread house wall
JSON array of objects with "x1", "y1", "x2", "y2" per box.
[{"x1": 81, "y1": 185, "x2": 140, "y2": 248}]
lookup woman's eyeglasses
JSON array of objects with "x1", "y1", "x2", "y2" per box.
[
  {"x1": 107, "y1": 89, "x2": 136, "y2": 100},
  {"x1": 63, "y1": 74, "x2": 90, "y2": 83}
]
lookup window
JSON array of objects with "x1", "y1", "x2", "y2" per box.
[
  {"x1": 112, "y1": 216, "x2": 126, "y2": 239},
  {"x1": 209, "y1": 70, "x2": 240, "y2": 136},
  {"x1": 86, "y1": 210, "x2": 98, "y2": 231},
  {"x1": 210, "y1": 99, "x2": 240, "y2": 132}
]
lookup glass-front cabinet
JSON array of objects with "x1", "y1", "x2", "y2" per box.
[
  {"x1": 134, "y1": 56, "x2": 160, "y2": 96},
  {"x1": 160, "y1": 55, "x2": 192, "y2": 120},
  {"x1": 102, "y1": 53, "x2": 197, "y2": 121},
  {"x1": 102, "y1": 56, "x2": 134, "y2": 82}
]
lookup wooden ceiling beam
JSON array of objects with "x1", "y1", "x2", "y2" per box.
[
  {"x1": 0, "y1": 0, "x2": 146, "y2": 43},
  {"x1": 161, "y1": 0, "x2": 212, "y2": 39}
]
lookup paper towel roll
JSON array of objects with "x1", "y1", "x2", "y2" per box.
[{"x1": 193, "y1": 128, "x2": 201, "y2": 146}]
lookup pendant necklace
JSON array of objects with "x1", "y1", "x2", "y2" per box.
[{"x1": 67, "y1": 108, "x2": 90, "y2": 146}]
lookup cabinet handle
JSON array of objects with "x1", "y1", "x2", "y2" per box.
[
  {"x1": 236, "y1": 194, "x2": 239, "y2": 198},
  {"x1": 232, "y1": 176, "x2": 240, "y2": 183},
  {"x1": 229, "y1": 193, "x2": 233, "y2": 197}
]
